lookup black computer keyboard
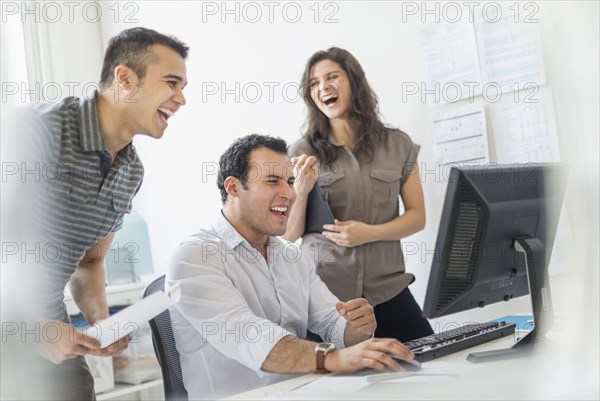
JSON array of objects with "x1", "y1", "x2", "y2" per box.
[{"x1": 406, "y1": 321, "x2": 517, "y2": 362}]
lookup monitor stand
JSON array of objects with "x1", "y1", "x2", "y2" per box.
[{"x1": 467, "y1": 237, "x2": 554, "y2": 363}]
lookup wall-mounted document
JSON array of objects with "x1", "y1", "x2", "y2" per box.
[
  {"x1": 490, "y1": 87, "x2": 560, "y2": 163},
  {"x1": 475, "y1": 4, "x2": 546, "y2": 92},
  {"x1": 416, "y1": 21, "x2": 482, "y2": 105},
  {"x1": 416, "y1": 5, "x2": 546, "y2": 106},
  {"x1": 430, "y1": 101, "x2": 490, "y2": 195}
]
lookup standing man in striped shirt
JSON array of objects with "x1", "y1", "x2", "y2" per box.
[{"x1": 2, "y1": 27, "x2": 188, "y2": 400}]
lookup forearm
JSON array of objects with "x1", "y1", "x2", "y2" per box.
[
  {"x1": 70, "y1": 261, "x2": 108, "y2": 324},
  {"x1": 262, "y1": 332, "x2": 415, "y2": 375},
  {"x1": 343, "y1": 323, "x2": 372, "y2": 347},
  {"x1": 261, "y1": 335, "x2": 318, "y2": 373},
  {"x1": 370, "y1": 208, "x2": 425, "y2": 242},
  {"x1": 282, "y1": 193, "x2": 309, "y2": 242}
]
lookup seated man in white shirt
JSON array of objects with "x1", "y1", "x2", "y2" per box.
[{"x1": 166, "y1": 134, "x2": 415, "y2": 399}]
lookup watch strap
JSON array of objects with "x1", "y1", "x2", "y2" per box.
[
  {"x1": 316, "y1": 349, "x2": 327, "y2": 372},
  {"x1": 315, "y1": 342, "x2": 334, "y2": 372}
]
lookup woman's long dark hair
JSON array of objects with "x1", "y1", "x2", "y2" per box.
[{"x1": 300, "y1": 47, "x2": 387, "y2": 165}]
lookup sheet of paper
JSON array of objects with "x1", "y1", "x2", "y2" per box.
[
  {"x1": 416, "y1": 20, "x2": 482, "y2": 105},
  {"x1": 363, "y1": 360, "x2": 484, "y2": 384},
  {"x1": 430, "y1": 100, "x2": 490, "y2": 195},
  {"x1": 475, "y1": 3, "x2": 546, "y2": 92},
  {"x1": 282, "y1": 360, "x2": 485, "y2": 398},
  {"x1": 490, "y1": 86, "x2": 560, "y2": 163},
  {"x1": 286, "y1": 376, "x2": 371, "y2": 397},
  {"x1": 85, "y1": 281, "x2": 181, "y2": 348}
]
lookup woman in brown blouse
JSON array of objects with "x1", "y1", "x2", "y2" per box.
[{"x1": 284, "y1": 47, "x2": 434, "y2": 342}]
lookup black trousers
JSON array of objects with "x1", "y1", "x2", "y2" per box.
[{"x1": 373, "y1": 288, "x2": 434, "y2": 343}]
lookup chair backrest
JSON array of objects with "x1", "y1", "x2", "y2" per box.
[{"x1": 142, "y1": 275, "x2": 188, "y2": 401}]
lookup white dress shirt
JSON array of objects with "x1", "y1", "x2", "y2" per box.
[{"x1": 166, "y1": 212, "x2": 347, "y2": 400}]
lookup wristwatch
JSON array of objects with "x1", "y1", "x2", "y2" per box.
[{"x1": 315, "y1": 342, "x2": 336, "y2": 372}]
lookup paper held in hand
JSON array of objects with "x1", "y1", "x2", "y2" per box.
[{"x1": 88, "y1": 281, "x2": 181, "y2": 348}]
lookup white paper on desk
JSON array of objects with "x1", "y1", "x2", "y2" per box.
[
  {"x1": 284, "y1": 361, "x2": 486, "y2": 396},
  {"x1": 288, "y1": 376, "x2": 371, "y2": 397},
  {"x1": 367, "y1": 360, "x2": 483, "y2": 384},
  {"x1": 87, "y1": 281, "x2": 181, "y2": 348},
  {"x1": 415, "y1": 360, "x2": 482, "y2": 375}
]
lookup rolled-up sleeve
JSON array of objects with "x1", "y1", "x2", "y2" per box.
[{"x1": 305, "y1": 260, "x2": 348, "y2": 348}]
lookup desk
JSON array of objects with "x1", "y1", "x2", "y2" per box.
[{"x1": 225, "y1": 330, "x2": 582, "y2": 400}]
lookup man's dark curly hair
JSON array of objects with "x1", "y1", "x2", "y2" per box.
[{"x1": 217, "y1": 134, "x2": 288, "y2": 204}]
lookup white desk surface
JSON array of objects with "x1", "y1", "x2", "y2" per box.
[{"x1": 224, "y1": 330, "x2": 588, "y2": 400}]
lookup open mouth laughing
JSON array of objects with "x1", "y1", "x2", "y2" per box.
[
  {"x1": 158, "y1": 107, "x2": 175, "y2": 126},
  {"x1": 270, "y1": 206, "x2": 288, "y2": 218},
  {"x1": 321, "y1": 94, "x2": 338, "y2": 106}
]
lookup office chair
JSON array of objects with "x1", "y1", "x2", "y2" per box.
[{"x1": 143, "y1": 275, "x2": 188, "y2": 401}]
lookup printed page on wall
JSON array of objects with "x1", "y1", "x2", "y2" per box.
[
  {"x1": 430, "y1": 100, "x2": 490, "y2": 196},
  {"x1": 416, "y1": 20, "x2": 482, "y2": 106}
]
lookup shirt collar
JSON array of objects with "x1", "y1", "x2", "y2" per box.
[
  {"x1": 78, "y1": 91, "x2": 104, "y2": 152},
  {"x1": 78, "y1": 90, "x2": 137, "y2": 164},
  {"x1": 212, "y1": 211, "x2": 285, "y2": 257},
  {"x1": 213, "y1": 211, "x2": 248, "y2": 250}
]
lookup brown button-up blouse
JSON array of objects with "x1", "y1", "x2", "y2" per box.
[{"x1": 289, "y1": 129, "x2": 420, "y2": 306}]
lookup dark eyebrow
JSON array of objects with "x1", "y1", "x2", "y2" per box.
[
  {"x1": 265, "y1": 174, "x2": 283, "y2": 180},
  {"x1": 309, "y1": 70, "x2": 341, "y2": 82},
  {"x1": 265, "y1": 174, "x2": 294, "y2": 182},
  {"x1": 162, "y1": 74, "x2": 188, "y2": 89}
]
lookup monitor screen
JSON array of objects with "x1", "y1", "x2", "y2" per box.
[{"x1": 423, "y1": 163, "x2": 568, "y2": 322}]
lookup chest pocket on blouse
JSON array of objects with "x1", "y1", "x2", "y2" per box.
[{"x1": 370, "y1": 169, "x2": 402, "y2": 204}]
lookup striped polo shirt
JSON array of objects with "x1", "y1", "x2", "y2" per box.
[{"x1": 20, "y1": 92, "x2": 144, "y2": 322}]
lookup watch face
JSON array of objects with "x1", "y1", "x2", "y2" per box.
[{"x1": 316, "y1": 342, "x2": 335, "y2": 353}]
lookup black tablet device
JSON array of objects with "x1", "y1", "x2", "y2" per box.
[{"x1": 304, "y1": 183, "x2": 335, "y2": 234}]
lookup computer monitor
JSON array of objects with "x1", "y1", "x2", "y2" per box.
[{"x1": 423, "y1": 163, "x2": 568, "y2": 362}]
